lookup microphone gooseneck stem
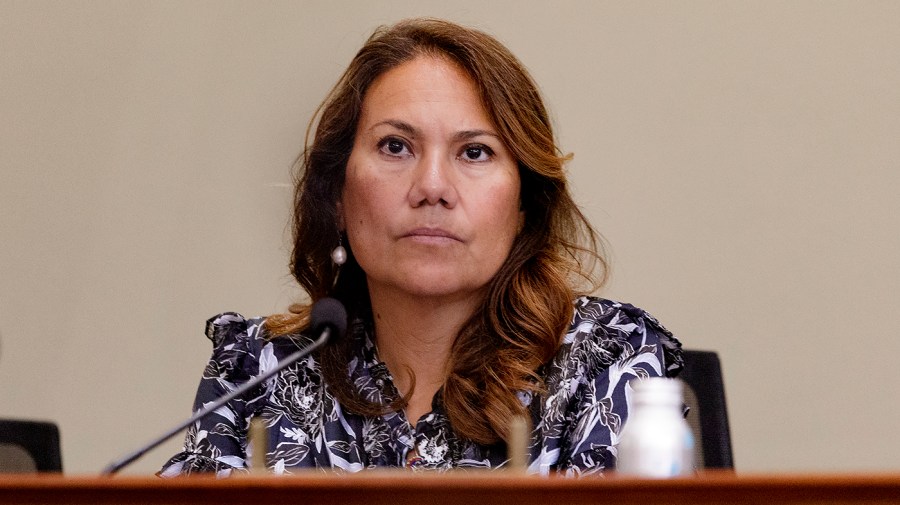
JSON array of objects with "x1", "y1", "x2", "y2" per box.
[{"x1": 101, "y1": 326, "x2": 332, "y2": 476}]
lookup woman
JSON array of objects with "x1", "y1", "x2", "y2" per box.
[{"x1": 161, "y1": 18, "x2": 682, "y2": 477}]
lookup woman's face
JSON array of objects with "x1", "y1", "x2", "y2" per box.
[{"x1": 341, "y1": 55, "x2": 523, "y2": 304}]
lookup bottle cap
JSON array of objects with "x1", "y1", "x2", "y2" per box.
[{"x1": 631, "y1": 377, "x2": 683, "y2": 407}]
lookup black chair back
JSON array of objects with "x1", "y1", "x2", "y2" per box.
[
  {"x1": 0, "y1": 419, "x2": 63, "y2": 473},
  {"x1": 679, "y1": 350, "x2": 734, "y2": 469}
]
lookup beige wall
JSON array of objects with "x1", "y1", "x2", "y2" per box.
[{"x1": 2, "y1": 1, "x2": 898, "y2": 474}]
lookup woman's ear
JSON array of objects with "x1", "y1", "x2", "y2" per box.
[{"x1": 517, "y1": 210, "x2": 526, "y2": 234}]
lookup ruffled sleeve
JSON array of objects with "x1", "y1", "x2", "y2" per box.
[
  {"x1": 556, "y1": 298, "x2": 683, "y2": 476},
  {"x1": 158, "y1": 313, "x2": 268, "y2": 477}
]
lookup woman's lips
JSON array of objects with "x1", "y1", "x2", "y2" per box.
[{"x1": 402, "y1": 227, "x2": 463, "y2": 243}]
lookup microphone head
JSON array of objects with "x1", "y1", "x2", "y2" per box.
[{"x1": 310, "y1": 297, "x2": 348, "y2": 340}]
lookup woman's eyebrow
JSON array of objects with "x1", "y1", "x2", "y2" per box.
[
  {"x1": 369, "y1": 120, "x2": 500, "y2": 142},
  {"x1": 370, "y1": 119, "x2": 419, "y2": 137},
  {"x1": 452, "y1": 129, "x2": 500, "y2": 142}
]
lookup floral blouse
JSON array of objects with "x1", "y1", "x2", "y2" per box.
[{"x1": 159, "y1": 296, "x2": 683, "y2": 477}]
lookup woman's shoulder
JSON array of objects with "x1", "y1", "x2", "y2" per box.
[
  {"x1": 561, "y1": 296, "x2": 684, "y2": 378},
  {"x1": 203, "y1": 312, "x2": 305, "y2": 380},
  {"x1": 204, "y1": 312, "x2": 268, "y2": 349},
  {"x1": 569, "y1": 296, "x2": 674, "y2": 338},
  {"x1": 202, "y1": 312, "x2": 315, "y2": 376}
]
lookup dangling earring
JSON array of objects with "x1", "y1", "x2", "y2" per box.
[{"x1": 331, "y1": 235, "x2": 347, "y2": 266}]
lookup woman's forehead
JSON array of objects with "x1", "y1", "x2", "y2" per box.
[{"x1": 357, "y1": 56, "x2": 498, "y2": 137}]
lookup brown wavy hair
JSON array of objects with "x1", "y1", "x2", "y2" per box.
[{"x1": 265, "y1": 18, "x2": 607, "y2": 445}]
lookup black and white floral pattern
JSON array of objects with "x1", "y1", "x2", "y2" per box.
[{"x1": 159, "y1": 296, "x2": 682, "y2": 477}]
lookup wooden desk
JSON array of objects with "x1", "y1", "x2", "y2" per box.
[{"x1": 2, "y1": 472, "x2": 899, "y2": 505}]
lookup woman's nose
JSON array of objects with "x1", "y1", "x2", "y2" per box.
[{"x1": 408, "y1": 151, "x2": 458, "y2": 208}]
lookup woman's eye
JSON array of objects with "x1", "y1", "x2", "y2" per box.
[
  {"x1": 378, "y1": 138, "x2": 410, "y2": 157},
  {"x1": 462, "y1": 145, "x2": 492, "y2": 162},
  {"x1": 387, "y1": 140, "x2": 404, "y2": 154}
]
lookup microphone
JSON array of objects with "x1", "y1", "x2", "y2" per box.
[{"x1": 101, "y1": 298, "x2": 347, "y2": 475}]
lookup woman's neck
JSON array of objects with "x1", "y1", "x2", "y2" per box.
[{"x1": 367, "y1": 286, "x2": 482, "y2": 424}]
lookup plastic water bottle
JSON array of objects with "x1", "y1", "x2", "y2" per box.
[{"x1": 617, "y1": 377, "x2": 694, "y2": 477}]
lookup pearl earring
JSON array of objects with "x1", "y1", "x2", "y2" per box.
[{"x1": 331, "y1": 237, "x2": 347, "y2": 266}]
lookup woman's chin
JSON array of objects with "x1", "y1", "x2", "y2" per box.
[{"x1": 370, "y1": 273, "x2": 489, "y2": 303}]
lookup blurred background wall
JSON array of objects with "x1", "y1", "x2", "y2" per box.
[{"x1": 1, "y1": 0, "x2": 898, "y2": 474}]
